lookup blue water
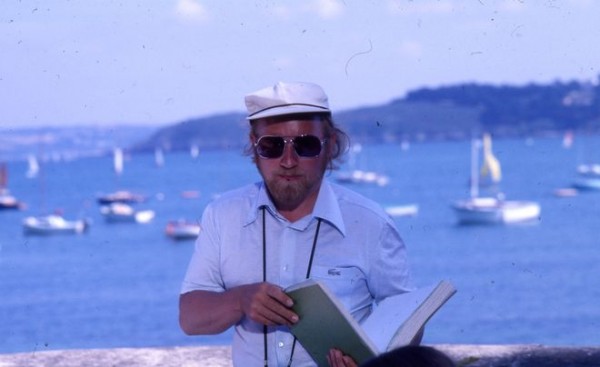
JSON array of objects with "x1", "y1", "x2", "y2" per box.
[{"x1": 1, "y1": 135, "x2": 599, "y2": 353}]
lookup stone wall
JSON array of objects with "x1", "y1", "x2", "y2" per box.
[{"x1": 0, "y1": 344, "x2": 599, "y2": 367}]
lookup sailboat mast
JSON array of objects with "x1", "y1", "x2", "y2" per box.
[
  {"x1": 470, "y1": 138, "x2": 480, "y2": 198},
  {"x1": 0, "y1": 163, "x2": 6, "y2": 190}
]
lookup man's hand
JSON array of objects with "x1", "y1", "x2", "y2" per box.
[
  {"x1": 236, "y1": 282, "x2": 299, "y2": 326},
  {"x1": 327, "y1": 349, "x2": 358, "y2": 367}
]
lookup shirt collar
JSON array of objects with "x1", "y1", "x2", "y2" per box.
[{"x1": 245, "y1": 179, "x2": 346, "y2": 237}]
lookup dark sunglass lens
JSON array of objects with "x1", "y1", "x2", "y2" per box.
[
  {"x1": 257, "y1": 137, "x2": 284, "y2": 158},
  {"x1": 294, "y1": 135, "x2": 322, "y2": 157}
]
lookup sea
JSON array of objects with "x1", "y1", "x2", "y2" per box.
[{"x1": 1, "y1": 134, "x2": 599, "y2": 354}]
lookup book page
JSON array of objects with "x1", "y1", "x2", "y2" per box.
[{"x1": 361, "y1": 281, "x2": 456, "y2": 351}]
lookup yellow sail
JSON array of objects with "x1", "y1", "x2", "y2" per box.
[{"x1": 480, "y1": 133, "x2": 501, "y2": 183}]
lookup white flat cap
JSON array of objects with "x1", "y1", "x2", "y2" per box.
[{"x1": 245, "y1": 81, "x2": 331, "y2": 120}]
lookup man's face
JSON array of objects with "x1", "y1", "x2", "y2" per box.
[{"x1": 251, "y1": 116, "x2": 332, "y2": 213}]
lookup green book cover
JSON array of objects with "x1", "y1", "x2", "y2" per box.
[
  {"x1": 286, "y1": 279, "x2": 378, "y2": 366},
  {"x1": 285, "y1": 279, "x2": 456, "y2": 366}
]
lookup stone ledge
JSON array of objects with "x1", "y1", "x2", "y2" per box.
[
  {"x1": 1, "y1": 344, "x2": 599, "y2": 367},
  {"x1": 438, "y1": 344, "x2": 600, "y2": 367}
]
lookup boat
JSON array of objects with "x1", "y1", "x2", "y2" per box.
[
  {"x1": 165, "y1": 220, "x2": 201, "y2": 240},
  {"x1": 336, "y1": 169, "x2": 390, "y2": 186},
  {"x1": 190, "y1": 144, "x2": 200, "y2": 159},
  {"x1": 100, "y1": 202, "x2": 155, "y2": 223},
  {"x1": 553, "y1": 187, "x2": 578, "y2": 198},
  {"x1": 0, "y1": 190, "x2": 24, "y2": 210},
  {"x1": 26, "y1": 154, "x2": 40, "y2": 179},
  {"x1": 453, "y1": 196, "x2": 541, "y2": 224},
  {"x1": 572, "y1": 163, "x2": 600, "y2": 191},
  {"x1": 385, "y1": 204, "x2": 419, "y2": 217},
  {"x1": 478, "y1": 133, "x2": 502, "y2": 188},
  {"x1": 155, "y1": 147, "x2": 165, "y2": 167},
  {"x1": 335, "y1": 143, "x2": 390, "y2": 187},
  {"x1": 23, "y1": 214, "x2": 89, "y2": 235},
  {"x1": 97, "y1": 148, "x2": 146, "y2": 204},
  {"x1": 0, "y1": 163, "x2": 25, "y2": 210},
  {"x1": 452, "y1": 134, "x2": 541, "y2": 225},
  {"x1": 97, "y1": 190, "x2": 146, "y2": 204}
]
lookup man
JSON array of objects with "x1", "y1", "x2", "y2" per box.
[{"x1": 179, "y1": 81, "x2": 413, "y2": 366}]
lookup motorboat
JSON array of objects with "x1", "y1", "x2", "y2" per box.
[
  {"x1": 572, "y1": 163, "x2": 600, "y2": 191},
  {"x1": 23, "y1": 214, "x2": 89, "y2": 235},
  {"x1": 0, "y1": 189, "x2": 24, "y2": 210},
  {"x1": 97, "y1": 190, "x2": 146, "y2": 205},
  {"x1": 165, "y1": 220, "x2": 201, "y2": 240},
  {"x1": 100, "y1": 203, "x2": 155, "y2": 223},
  {"x1": 384, "y1": 204, "x2": 419, "y2": 217}
]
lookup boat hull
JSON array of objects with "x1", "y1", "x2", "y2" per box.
[
  {"x1": 572, "y1": 177, "x2": 600, "y2": 191},
  {"x1": 100, "y1": 204, "x2": 155, "y2": 223},
  {"x1": 23, "y1": 215, "x2": 88, "y2": 235},
  {"x1": 452, "y1": 197, "x2": 540, "y2": 225},
  {"x1": 165, "y1": 222, "x2": 201, "y2": 240}
]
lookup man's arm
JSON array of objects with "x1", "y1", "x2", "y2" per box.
[{"x1": 179, "y1": 282, "x2": 299, "y2": 335}]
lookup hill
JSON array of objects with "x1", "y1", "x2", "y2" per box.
[{"x1": 131, "y1": 78, "x2": 600, "y2": 153}]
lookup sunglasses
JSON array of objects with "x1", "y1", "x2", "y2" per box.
[{"x1": 254, "y1": 135, "x2": 328, "y2": 159}]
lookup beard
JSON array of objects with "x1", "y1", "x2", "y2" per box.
[{"x1": 263, "y1": 169, "x2": 325, "y2": 212}]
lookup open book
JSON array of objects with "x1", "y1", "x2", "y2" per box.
[{"x1": 285, "y1": 279, "x2": 456, "y2": 366}]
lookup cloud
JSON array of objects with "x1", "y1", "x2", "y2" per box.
[
  {"x1": 174, "y1": 0, "x2": 209, "y2": 22},
  {"x1": 309, "y1": 0, "x2": 344, "y2": 19}
]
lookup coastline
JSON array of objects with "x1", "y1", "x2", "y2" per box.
[{"x1": 1, "y1": 344, "x2": 599, "y2": 367}]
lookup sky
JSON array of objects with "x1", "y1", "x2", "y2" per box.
[{"x1": 1, "y1": 0, "x2": 600, "y2": 129}]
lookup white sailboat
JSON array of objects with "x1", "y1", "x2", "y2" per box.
[
  {"x1": 154, "y1": 147, "x2": 165, "y2": 168},
  {"x1": 335, "y1": 144, "x2": 390, "y2": 186},
  {"x1": 20, "y1": 160, "x2": 89, "y2": 234},
  {"x1": 26, "y1": 154, "x2": 40, "y2": 179},
  {"x1": 452, "y1": 134, "x2": 541, "y2": 225},
  {"x1": 190, "y1": 144, "x2": 199, "y2": 159},
  {"x1": 97, "y1": 148, "x2": 145, "y2": 204}
]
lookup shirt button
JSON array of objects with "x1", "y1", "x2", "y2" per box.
[
  {"x1": 283, "y1": 265, "x2": 288, "y2": 271},
  {"x1": 278, "y1": 342, "x2": 284, "y2": 348}
]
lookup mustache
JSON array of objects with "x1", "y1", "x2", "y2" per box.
[{"x1": 274, "y1": 170, "x2": 304, "y2": 176}]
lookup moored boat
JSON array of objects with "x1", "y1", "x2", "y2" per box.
[
  {"x1": 100, "y1": 203, "x2": 155, "y2": 223},
  {"x1": 572, "y1": 163, "x2": 600, "y2": 191},
  {"x1": 451, "y1": 134, "x2": 541, "y2": 225},
  {"x1": 452, "y1": 197, "x2": 540, "y2": 225},
  {"x1": 165, "y1": 220, "x2": 201, "y2": 240},
  {"x1": 0, "y1": 163, "x2": 25, "y2": 210},
  {"x1": 0, "y1": 190, "x2": 24, "y2": 210},
  {"x1": 23, "y1": 214, "x2": 89, "y2": 235},
  {"x1": 385, "y1": 204, "x2": 419, "y2": 217},
  {"x1": 97, "y1": 190, "x2": 146, "y2": 205}
]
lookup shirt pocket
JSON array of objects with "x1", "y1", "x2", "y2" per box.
[{"x1": 309, "y1": 265, "x2": 370, "y2": 315}]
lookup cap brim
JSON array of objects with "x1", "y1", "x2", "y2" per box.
[{"x1": 247, "y1": 104, "x2": 330, "y2": 120}]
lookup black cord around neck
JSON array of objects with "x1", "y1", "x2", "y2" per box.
[
  {"x1": 262, "y1": 208, "x2": 268, "y2": 367},
  {"x1": 261, "y1": 207, "x2": 322, "y2": 367}
]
